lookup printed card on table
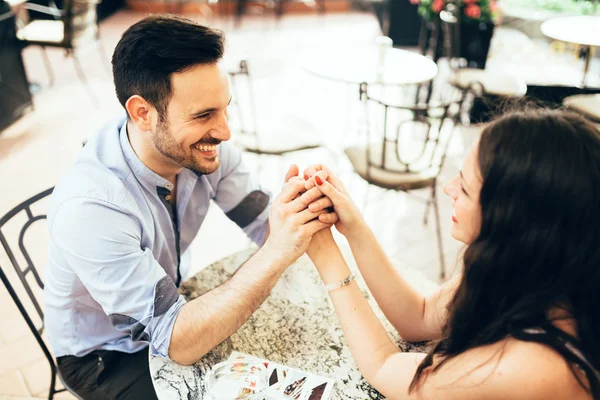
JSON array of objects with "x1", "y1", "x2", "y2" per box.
[{"x1": 227, "y1": 351, "x2": 335, "y2": 400}]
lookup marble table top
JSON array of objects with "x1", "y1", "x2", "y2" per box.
[{"x1": 150, "y1": 246, "x2": 439, "y2": 399}]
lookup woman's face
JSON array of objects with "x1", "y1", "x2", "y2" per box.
[{"x1": 443, "y1": 142, "x2": 482, "y2": 244}]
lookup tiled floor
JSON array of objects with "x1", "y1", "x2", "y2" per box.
[{"x1": 2, "y1": 5, "x2": 595, "y2": 399}]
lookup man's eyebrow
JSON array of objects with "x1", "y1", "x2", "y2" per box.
[{"x1": 188, "y1": 97, "x2": 232, "y2": 118}]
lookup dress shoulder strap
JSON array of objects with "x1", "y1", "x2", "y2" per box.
[{"x1": 513, "y1": 325, "x2": 600, "y2": 399}]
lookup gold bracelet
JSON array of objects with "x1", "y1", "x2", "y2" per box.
[{"x1": 324, "y1": 272, "x2": 357, "y2": 292}]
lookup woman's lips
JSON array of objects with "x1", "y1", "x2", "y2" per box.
[{"x1": 451, "y1": 214, "x2": 458, "y2": 223}]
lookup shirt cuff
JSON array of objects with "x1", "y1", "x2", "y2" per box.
[
  {"x1": 149, "y1": 295, "x2": 186, "y2": 359},
  {"x1": 244, "y1": 205, "x2": 270, "y2": 247}
]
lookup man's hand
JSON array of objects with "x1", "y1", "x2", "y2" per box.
[
  {"x1": 302, "y1": 164, "x2": 364, "y2": 239},
  {"x1": 262, "y1": 165, "x2": 336, "y2": 267}
]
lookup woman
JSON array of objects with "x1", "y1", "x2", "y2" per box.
[{"x1": 303, "y1": 110, "x2": 600, "y2": 399}]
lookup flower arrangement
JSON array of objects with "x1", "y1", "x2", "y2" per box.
[{"x1": 410, "y1": 0, "x2": 498, "y2": 23}]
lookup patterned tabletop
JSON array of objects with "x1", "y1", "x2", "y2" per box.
[{"x1": 150, "y1": 246, "x2": 438, "y2": 399}]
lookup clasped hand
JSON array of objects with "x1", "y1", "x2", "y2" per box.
[
  {"x1": 264, "y1": 164, "x2": 365, "y2": 266},
  {"x1": 263, "y1": 165, "x2": 338, "y2": 266}
]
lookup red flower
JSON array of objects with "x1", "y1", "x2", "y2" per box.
[
  {"x1": 432, "y1": 0, "x2": 445, "y2": 13},
  {"x1": 465, "y1": 4, "x2": 481, "y2": 19},
  {"x1": 409, "y1": 0, "x2": 420, "y2": 4}
]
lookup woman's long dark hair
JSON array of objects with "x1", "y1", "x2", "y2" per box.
[{"x1": 409, "y1": 110, "x2": 600, "y2": 395}]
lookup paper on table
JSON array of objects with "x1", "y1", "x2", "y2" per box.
[{"x1": 227, "y1": 351, "x2": 335, "y2": 400}]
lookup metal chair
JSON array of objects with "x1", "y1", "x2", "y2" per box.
[
  {"x1": 227, "y1": 59, "x2": 323, "y2": 157},
  {"x1": 439, "y1": 4, "x2": 527, "y2": 123},
  {"x1": 234, "y1": 0, "x2": 324, "y2": 26},
  {"x1": 15, "y1": 0, "x2": 109, "y2": 104},
  {"x1": 344, "y1": 82, "x2": 465, "y2": 280},
  {"x1": 0, "y1": 187, "x2": 82, "y2": 400}
]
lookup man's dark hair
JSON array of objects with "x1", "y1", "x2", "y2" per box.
[{"x1": 112, "y1": 14, "x2": 225, "y2": 119}]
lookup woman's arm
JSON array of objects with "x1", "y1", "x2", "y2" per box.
[
  {"x1": 303, "y1": 166, "x2": 459, "y2": 342},
  {"x1": 309, "y1": 233, "x2": 577, "y2": 400},
  {"x1": 346, "y1": 222, "x2": 461, "y2": 342},
  {"x1": 307, "y1": 230, "x2": 426, "y2": 395}
]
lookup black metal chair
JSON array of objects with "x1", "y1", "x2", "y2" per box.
[
  {"x1": 439, "y1": 4, "x2": 527, "y2": 123},
  {"x1": 344, "y1": 82, "x2": 465, "y2": 280},
  {"x1": 227, "y1": 59, "x2": 323, "y2": 157},
  {"x1": 15, "y1": 0, "x2": 109, "y2": 104},
  {"x1": 0, "y1": 187, "x2": 82, "y2": 400}
]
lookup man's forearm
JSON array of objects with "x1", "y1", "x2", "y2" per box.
[{"x1": 168, "y1": 247, "x2": 285, "y2": 365}]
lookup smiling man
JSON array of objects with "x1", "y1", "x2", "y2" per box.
[{"x1": 44, "y1": 15, "x2": 336, "y2": 399}]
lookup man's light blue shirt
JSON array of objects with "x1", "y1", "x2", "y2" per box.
[{"x1": 44, "y1": 117, "x2": 270, "y2": 359}]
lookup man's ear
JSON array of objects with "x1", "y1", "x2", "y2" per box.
[{"x1": 125, "y1": 95, "x2": 154, "y2": 131}]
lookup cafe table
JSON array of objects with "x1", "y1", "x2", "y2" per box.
[
  {"x1": 150, "y1": 246, "x2": 439, "y2": 399},
  {"x1": 301, "y1": 46, "x2": 439, "y2": 149},
  {"x1": 541, "y1": 16, "x2": 600, "y2": 87},
  {"x1": 303, "y1": 46, "x2": 439, "y2": 87}
]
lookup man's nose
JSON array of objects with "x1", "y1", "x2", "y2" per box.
[{"x1": 211, "y1": 112, "x2": 231, "y2": 142}]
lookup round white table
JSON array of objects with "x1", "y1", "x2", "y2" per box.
[
  {"x1": 541, "y1": 16, "x2": 600, "y2": 86},
  {"x1": 303, "y1": 46, "x2": 439, "y2": 86}
]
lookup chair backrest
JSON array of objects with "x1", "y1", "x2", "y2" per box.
[
  {"x1": 63, "y1": 0, "x2": 99, "y2": 47},
  {"x1": 0, "y1": 187, "x2": 53, "y2": 330},
  {"x1": 0, "y1": 187, "x2": 82, "y2": 400},
  {"x1": 358, "y1": 81, "x2": 464, "y2": 180},
  {"x1": 439, "y1": 4, "x2": 462, "y2": 66},
  {"x1": 228, "y1": 59, "x2": 260, "y2": 139}
]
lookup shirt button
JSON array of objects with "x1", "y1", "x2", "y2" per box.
[
  {"x1": 165, "y1": 195, "x2": 171, "y2": 201},
  {"x1": 165, "y1": 183, "x2": 173, "y2": 189}
]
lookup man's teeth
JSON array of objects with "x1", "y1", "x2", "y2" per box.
[{"x1": 194, "y1": 144, "x2": 217, "y2": 152}]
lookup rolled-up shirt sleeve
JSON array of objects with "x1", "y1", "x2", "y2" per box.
[
  {"x1": 212, "y1": 142, "x2": 271, "y2": 246},
  {"x1": 50, "y1": 197, "x2": 186, "y2": 358}
]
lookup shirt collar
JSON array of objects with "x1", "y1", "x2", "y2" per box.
[{"x1": 119, "y1": 121, "x2": 175, "y2": 192}]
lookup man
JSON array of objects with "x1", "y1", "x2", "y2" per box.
[{"x1": 44, "y1": 15, "x2": 336, "y2": 399}]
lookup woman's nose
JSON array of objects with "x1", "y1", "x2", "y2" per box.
[{"x1": 444, "y1": 179, "x2": 458, "y2": 200}]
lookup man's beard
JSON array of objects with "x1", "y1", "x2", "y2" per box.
[{"x1": 153, "y1": 117, "x2": 221, "y2": 175}]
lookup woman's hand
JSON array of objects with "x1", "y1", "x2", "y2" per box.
[
  {"x1": 263, "y1": 166, "x2": 334, "y2": 267},
  {"x1": 302, "y1": 165, "x2": 365, "y2": 239}
]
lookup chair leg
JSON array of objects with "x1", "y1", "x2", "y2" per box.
[
  {"x1": 432, "y1": 185, "x2": 446, "y2": 280},
  {"x1": 423, "y1": 197, "x2": 432, "y2": 226},
  {"x1": 96, "y1": 39, "x2": 112, "y2": 77},
  {"x1": 235, "y1": 0, "x2": 246, "y2": 27},
  {"x1": 276, "y1": 0, "x2": 285, "y2": 17},
  {"x1": 48, "y1": 363, "x2": 57, "y2": 400},
  {"x1": 72, "y1": 54, "x2": 99, "y2": 107},
  {"x1": 40, "y1": 47, "x2": 55, "y2": 87}
]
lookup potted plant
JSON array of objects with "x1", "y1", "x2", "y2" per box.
[{"x1": 412, "y1": 0, "x2": 499, "y2": 68}]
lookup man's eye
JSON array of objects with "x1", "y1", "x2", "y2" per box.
[{"x1": 196, "y1": 113, "x2": 210, "y2": 120}]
